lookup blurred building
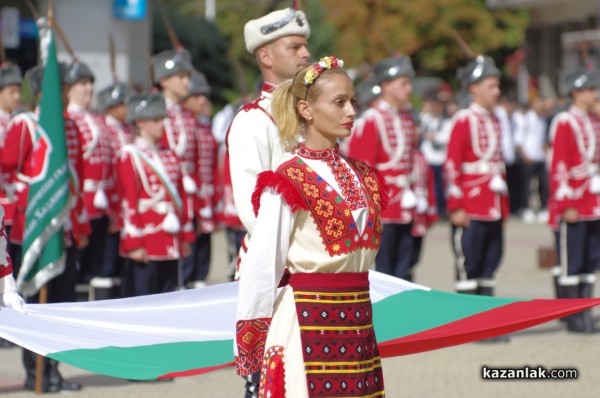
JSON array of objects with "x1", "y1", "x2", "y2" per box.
[
  {"x1": 1, "y1": 0, "x2": 152, "y2": 95},
  {"x1": 488, "y1": 0, "x2": 600, "y2": 96}
]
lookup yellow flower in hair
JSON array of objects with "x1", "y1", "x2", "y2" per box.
[
  {"x1": 303, "y1": 55, "x2": 345, "y2": 87},
  {"x1": 305, "y1": 68, "x2": 318, "y2": 85}
]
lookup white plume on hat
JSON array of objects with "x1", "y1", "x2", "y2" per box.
[{"x1": 244, "y1": 8, "x2": 310, "y2": 54}]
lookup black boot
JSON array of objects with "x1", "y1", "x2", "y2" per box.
[
  {"x1": 47, "y1": 359, "x2": 82, "y2": 391},
  {"x1": 456, "y1": 279, "x2": 477, "y2": 295},
  {"x1": 478, "y1": 286, "x2": 494, "y2": 296},
  {"x1": 22, "y1": 349, "x2": 58, "y2": 393},
  {"x1": 563, "y1": 285, "x2": 588, "y2": 333},
  {"x1": 579, "y1": 282, "x2": 598, "y2": 333}
]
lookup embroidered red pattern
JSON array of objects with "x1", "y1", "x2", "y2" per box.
[
  {"x1": 259, "y1": 346, "x2": 285, "y2": 398},
  {"x1": 297, "y1": 144, "x2": 367, "y2": 210},
  {"x1": 235, "y1": 318, "x2": 271, "y2": 376},
  {"x1": 290, "y1": 273, "x2": 385, "y2": 397},
  {"x1": 275, "y1": 156, "x2": 383, "y2": 256}
]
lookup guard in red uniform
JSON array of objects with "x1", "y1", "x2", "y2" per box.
[
  {"x1": 64, "y1": 61, "x2": 117, "y2": 291},
  {"x1": 0, "y1": 62, "x2": 22, "y2": 244},
  {"x1": 444, "y1": 56, "x2": 509, "y2": 298},
  {"x1": 5, "y1": 63, "x2": 87, "y2": 393},
  {"x1": 181, "y1": 70, "x2": 217, "y2": 288},
  {"x1": 347, "y1": 55, "x2": 418, "y2": 280},
  {"x1": 118, "y1": 93, "x2": 194, "y2": 296},
  {"x1": 94, "y1": 82, "x2": 132, "y2": 299},
  {"x1": 548, "y1": 68, "x2": 600, "y2": 333}
]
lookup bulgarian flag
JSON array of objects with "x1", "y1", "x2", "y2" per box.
[
  {"x1": 16, "y1": 29, "x2": 70, "y2": 297},
  {"x1": 1, "y1": 271, "x2": 598, "y2": 381}
]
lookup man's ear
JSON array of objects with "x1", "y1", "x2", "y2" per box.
[
  {"x1": 297, "y1": 99, "x2": 312, "y2": 121},
  {"x1": 256, "y1": 46, "x2": 272, "y2": 69}
]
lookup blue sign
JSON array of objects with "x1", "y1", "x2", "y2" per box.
[
  {"x1": 20, "y1": 18, "x2": 38, "y2": 39},
  {"x1": 113, "y1": 0, "x2": 147, "y2": 20}
]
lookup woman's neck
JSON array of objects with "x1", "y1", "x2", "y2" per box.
[{"x1": 304, "y1": 131, "x2": 336, "y2": 150}]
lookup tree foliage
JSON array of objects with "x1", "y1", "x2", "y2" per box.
[
  {"x1": 159, "y1": 0, "x2": 528, "y2": 94},
  {"x1": 153, "y1": 4, "x2": 234, "y2": 104},
  {"x1": 322, "y1": 0, "x2": 528, "y2": 76}
]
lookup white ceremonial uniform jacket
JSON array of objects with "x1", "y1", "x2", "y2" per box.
[{"x1": 227, "y1": 82, "x2": 291, "y2": 234}]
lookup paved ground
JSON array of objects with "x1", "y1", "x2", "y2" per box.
[{"x1": 1, "y1": 219, "x2": 599, "y2": 397}]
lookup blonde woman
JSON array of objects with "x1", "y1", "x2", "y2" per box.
[{"x1": 235, "y1": 56, "x2": 388, "y2": 398}]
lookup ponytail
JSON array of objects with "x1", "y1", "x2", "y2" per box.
[{"x1": 271, "y1": 79, "x2": 301, "y2": 151}]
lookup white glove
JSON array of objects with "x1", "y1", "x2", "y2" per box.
[{"x1": 0, "y1": 291, "x2": 26, "y2": 313}]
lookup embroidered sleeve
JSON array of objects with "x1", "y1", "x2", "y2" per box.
[
  {"x1": 117, "y1": 152, "x2": 145, "y2": 252},
  {"x1": 65, "y1": 119, "x2": 91, "y2": 242},
  {"x1": 550, "y1": 119, "x2": 575, "y2": 213},
  {"x1": 235, "y1": 191, "x2": 294, "y2": 376},
  {"x1": 252, "y1": 170, "x2": 308, "y2": 216},
  {"x1": 235, "y1": 318, "x2": 272, "y2": 376},
  {"x1": 444, "y1": 117, "x2": 469, "y2": 212},
  {"x1": 178, "y1": 168, "x2": 196, "y2": 245}
]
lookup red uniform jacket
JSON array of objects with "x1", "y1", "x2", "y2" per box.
[
  {"x1": 214, "y1": 144, "x2": 243, "y2": 229},
  {"x1": 1, "y1": 111, "x2": 90, "y2": 245},
  {"x1": 548, "y1": 106, "x2": 600, "y2": 223},
  {"x1": 348, "y1": 100, "x2": 416, "y2": 224},
  {"x1": 444, "y1": 104, "x2": 509, "y2": 221},
  {"x1": 118, "y1": 137, "x2": 195, "y2": 260},
  {"x1": 196, "y1": 118, "x2": 218, "y2": 232},
  {"x1": 67, "y1": 105, "x2": 116, "y2": 221},
  {"x1": 104, "y1": 115, "x2": 132, "y2": 227}
]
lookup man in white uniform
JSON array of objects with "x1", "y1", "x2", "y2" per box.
[{"x1": 226, "y1": 7, "x2": 310, "y2": 398}]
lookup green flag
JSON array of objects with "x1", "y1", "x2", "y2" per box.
[{"x1": 16, "y1": 30, "x2": 71, "y2": 297}]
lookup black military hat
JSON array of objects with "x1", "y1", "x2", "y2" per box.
[
  {"x1": 374, "y1": 55, "x2": 415, "y2": 84},
  {"x1": 458, "y1": 55, "x2": 500, "y2": 89},
  {"x1": 0, "y1": 63, "x2": 22, "y2": 89},
  {"x1": 356, "y1": 77, "x2": 381, "y2": 107},
  {"x1": 151, "y1": 49, "x2": 194, "y2": 84},
  {"x1": 96, "y1": 83, "x2": 130, "y2": 113},
  {"x1": 187, "y1": 70, "x2": 211, "y2": 97},
  {"x1": 126, "y1": 93, "x2": 168, "y2": 123},
  {"x1": 63, "y1": 60, "x2": 95, "y2": 85},
  {"x1": 564, "y1": 68, "x2": 599, "y2": 94},
  {"x1": 25, "y1": 63, "x2": 70, "y2": 95}
]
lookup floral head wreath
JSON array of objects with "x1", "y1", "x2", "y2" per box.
[{"x1": 301, "y1": 55, "x2": 344, "y2": 99}]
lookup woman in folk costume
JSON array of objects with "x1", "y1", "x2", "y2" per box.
[
  {"x1": 235, "y1": 56, "x2": 388, "y2": 398},
  {"x1": 117, "y1": 93, "x2": 194, "y2": 297}
]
